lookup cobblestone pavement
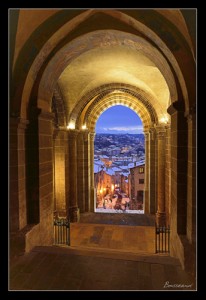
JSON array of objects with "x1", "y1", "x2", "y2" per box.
[{"x1": 9, "y1": 246, "x2": 196, "y2": 291}]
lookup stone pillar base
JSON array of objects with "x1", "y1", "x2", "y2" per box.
[
  {"x1": 156, "y1": 211, "x2": 166, "y2": 227},
  {"x1": 68, "y1": 206, "x2": 80, "y2": 223}
]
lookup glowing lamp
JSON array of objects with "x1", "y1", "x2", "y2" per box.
[{"x1": 67, "y1": 123, "x2": 75, "y2": 129}]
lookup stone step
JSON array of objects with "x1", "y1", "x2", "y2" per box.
[
  {"x1": 70, "y1": 222, "x2": 155, "y2": 253},
  {"x1": 32, "y1": 245, "x2": 180, "y2": 266}
]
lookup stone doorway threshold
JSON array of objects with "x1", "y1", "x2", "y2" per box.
[{"x1": 79, "y1": 212, "x2": 155, "y2": 226}]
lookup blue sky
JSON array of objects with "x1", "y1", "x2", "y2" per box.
[{"x1": 95, "y1": 105, "x2": 143, "y2": 134}]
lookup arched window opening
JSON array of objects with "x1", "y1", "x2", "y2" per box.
[{"x1": 94, "y1": 105, "x2": 145, "y2": 214}]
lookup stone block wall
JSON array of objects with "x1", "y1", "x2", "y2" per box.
[
  {"x1": 165, "y1": 127, "x2": 171, "y2": 226},
  {"x1": 38, "y1": 111, "x2": 54, "y2": 245},
  {"x1": 10, "y1": 117, "x2": 27, "y2": 232},
  {"x1": 54, "y1": 130, "x2": 67, "y2": 215}
]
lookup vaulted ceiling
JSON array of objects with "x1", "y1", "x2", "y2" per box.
[
  {"x1": 11, "y1": 9, "x2": 196, "y2": 122},
  {"x1": 58, "y1": 44, "x2": 170, "y2": 117}
]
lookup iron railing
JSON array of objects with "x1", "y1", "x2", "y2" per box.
[
  {"x1": 54, "y1": 218, "x2": 70, "y2": 245},
  {"x1": 155, "y1": 225, "x2": 170, "y2": 253}
]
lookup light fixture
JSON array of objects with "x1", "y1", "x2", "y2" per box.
[
  {"x1": 67, "y1": 123, "x2": 75, "y2": 129},
  {"x1": 160, "y1": 116, "x2": 169, "y2": 124},
  {"x1": 82, "y1": 124, "x2": 87, "y2": 130}
]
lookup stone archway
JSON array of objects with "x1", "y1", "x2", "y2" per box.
[
  {"x1": 10, "y1": 10, "x2": 196, "y2": 275},
  {"x1": 67, "y1": 86, "x2": 170, "y2": 227}
]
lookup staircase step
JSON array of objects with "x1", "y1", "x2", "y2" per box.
[
  {"x1": 70, "y1": 222, "x2": 155, "y2": 253},
  {"x1": 32, "y1": 245, "x2": 180, "y2": 265}
]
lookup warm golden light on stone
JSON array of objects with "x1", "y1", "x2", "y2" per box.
[
  {"x1": 9, "y1": 9, "x2": 196, "y2": 288},
  {"x1": 58, "y1": 44, "x2": 170, "y2": 118},
  {"x1": 160, "y1": 116, "x2": 169, "y2": 124},
  {"x1": 67, "y1": 123, "x2": 75, "y2": 129}
]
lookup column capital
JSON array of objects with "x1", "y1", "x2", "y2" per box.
[
  {"x1": 143, "y1": 130, "x2": 149, "y2": 141},
  {"x1": 185, "y1": 105, "x2": 196, "y2": 122},
  {"x1": 167, "y1": 100, "x2": 185, "y2": 116},
  {"x1": 57, "y1": 126, "x2": 67, "y2": 131},
  {"x1": 38, "y1": 109, "x2": 54, "y2": 121},
  {"x1": 149, "y1": 127, "x2": 156, "y2": 141},
  {"x1": 67, "y1": 129, "x2": 79, "y2": 139},
  {"x1": 155, "y1": 125, "x2": 166, "y2": 139},
  {"x1": 149, "y1": 126, "x2": 156, "y2": 133},
  {"x1": 10, "y1": 117, "x2": 29, "y2": 130},
  {"x1": 77, "y1": 130, "x2": 85, "y2": 140},
  {"x1": 83, "y1": 130, "x2": 90, "y2": 142},
  {"x1": 89, "y1": 132, "x2": 96, "y2": 141}
]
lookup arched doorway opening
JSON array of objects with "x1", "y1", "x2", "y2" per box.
[
  {"x1": 94, "y1": 105, "x2": 145, "y2": 214},
  {"x1": 76, "y1": 86, "x2": 160, "y2": 219}
]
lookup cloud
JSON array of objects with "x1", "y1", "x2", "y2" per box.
[{"x1": 96, "y1": 125, "x2": 143, "y2": 133}]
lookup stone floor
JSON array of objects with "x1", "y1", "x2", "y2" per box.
[
  {"x1": 9, "y1": 214, "x2": 196, "y2": 291},
  {"x1": 9, "y1": 246, "x2": 196, "y2": 291}
]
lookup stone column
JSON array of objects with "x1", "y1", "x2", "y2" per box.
[
  {"x1": 10, "y1": 117, "x2": 28, "y2": 231},
  {"x1": 68, "y1": 129, "x2": 79, "y2": 222},
  {"x1": 186, "y1": 106, "x2": 196, "y2": 244},
  {"x1": 165, "y1": 125, "x2": 171, "y2": 226},
  {"x1": 167, "y1": 101, "x2": 189, "y2": 271},
  {"x1": 144, "y1": 131, "x2": 149, "y2": 213},
  {"x1": 83, "y1": 130, "x2": 90, "y2": 212},
  {"x1": 89, "y1": 132, "x2": 95, "y2": 212},
  {"x1": 167, "y1": 101, "x2": 188, "y2": 236},
  {"x1": 38, "y1": 110, "x2": 54, "y2": 245},
  {"x1": 156, "y1": 125, "x2": 166, "y2": 226},
  {"x1": 53, "y1": 128, "x2": 67, "y2": 218},
  {"x1": 77, "y1": 131, "x2": 85, "y2": 212},
  {"x1": 53, "y1": 129, "x2": 58, "y2": 215},
  {"x1": 149, "y1": 127, "x2": 156, "y2": 214}
]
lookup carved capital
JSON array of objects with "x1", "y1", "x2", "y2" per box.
[
  {"x1": 10, "y1": 117, "x2": 29, "y2": 131},
  {"x1": 89, "y1": 132, "x2": 96, "y2": 142},
  {"x1": 167, "y1": 100, "x2": 185, "y2": 115},
  {"x1": 38, "y1": 109, "x2": 54, "y2": 121},
  {"x1": 186, "y1": 105, "x2": 196, "y2": 122},
  {"x1": 83, "y1": 130, "x2": 90, "y2": 142},
  {"x1": 149, "y1": 127, "x2": 156, "y2": 140},
  {"x1": 67, "y1": 129, "x2": 79, "y2": 140},
  {"x1": 155, "y1": 125, "x2": 166, "y2": 139},
  {"x1": 144, "y1": 131, "x2": 149, "y2": 141}
]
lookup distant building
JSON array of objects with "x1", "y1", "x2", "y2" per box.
[
  {"x1": 129, "y1": 161, "x2": 145, "y2": 210},
  {"x1": 100, "y1": 155, "x2": 113, "y2": 167},
  {"x1": 94, "y1": 167, "x2": 114, "y2": 207}
]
